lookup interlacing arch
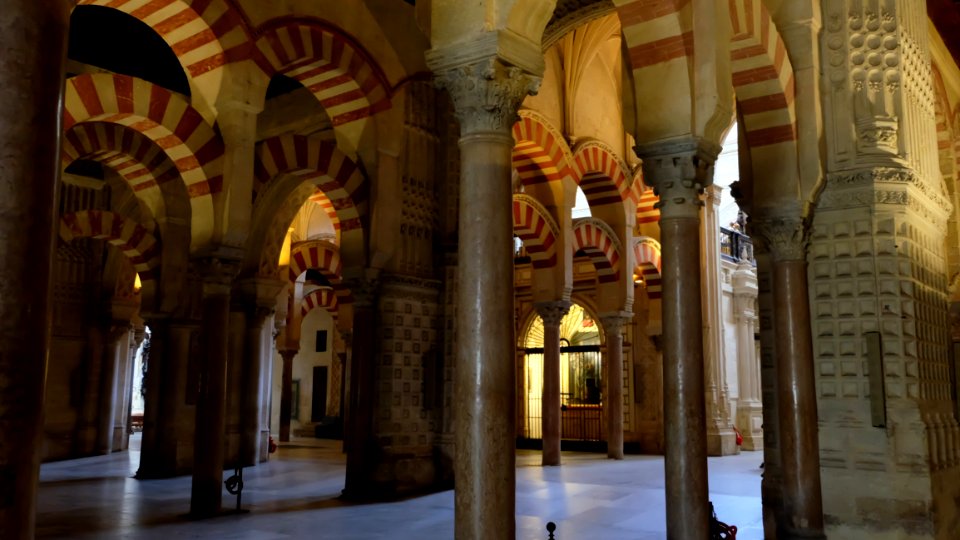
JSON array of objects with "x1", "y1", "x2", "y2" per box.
[
  {"x1": 728, "y1": 0, "x2": 797, "y2": 147},
  {"x1": 512, "y1": 194, "x2": 560, "y2": 269},
  {"x1": 634, "y1": 237, "x2": 663, "y2": 299},
  {"x1": 512, "y1": 111, "x2": 574, "y2": 187},
  {"x1": 571, "y1": 139, "x2": 632, "y2": 206},
  {"x1": 254, "y1": 134, "x2": 366, "y2": 235},
  {"x1": 63, "y1": 73, "x2": 223, "y2": 248},
  {"x1": 301, "y1": 287, "x2": 338, "y2": 318},
  {"x1": 253, "y1": 20, "x2": 392, "y2": 127},
  {"x1": 59, "y1": 211, "x2": 160, "y2": 280},
  {"x1": 287, "y1": 240, "x2": 353, "y2": 303},
  {"x1": 76, "y1": 0, "x2": 250, "y2": 112},
  {"x1": 572, "y1": 217, "x2": 622, "y2": 284}
]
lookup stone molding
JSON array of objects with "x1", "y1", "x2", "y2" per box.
[
  {"x1": 634, "y1": 138, "x2": 721, "y2": 219},
  {"x1": 433, "y1": 57, "x2": 541, "y2": 135},
  {"x1": 534, "y1": 300, "x2": 572, "y2": 327},
  {"x1": 816, "y1": 167, "x2": 953, "y2": 227},
  {"x1": 344, "y1": 276, "x2": 379, "y2": 310},
  {"x1": 379, "y1": 273, "x2": 442, "y2": 304},
  {"x1": 749, "y1": 215, "x2": 809, "y2": 263}
]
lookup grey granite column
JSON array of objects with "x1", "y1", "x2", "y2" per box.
[
  {"x1": 601, "y1": 313, "x2": 632, "y2": 460},
  {"x1": 535, "y1": 301, "x2": 571, "y2": 466}
]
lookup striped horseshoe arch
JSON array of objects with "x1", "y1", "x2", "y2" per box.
[
  {"x1": 254, "y1": 134, "x2": 366, "y2": 234},
  {"x1": 286, "y1": 240, "x2": 353, "y2": 303},
  {"x1": 728, "y1": 0, "x2": 797, "y2": 148},
  {"x1": 301, "y1": 287, "x2": 339, "y2": 318},
  {"x1": 254, "y1": 21, "x2": 392, "y2": 127},
  {"x1": 634, "y1": 237, "x2": 663, "y2": 299},
  {"x1": 571, "y1": 140, "x2": 631, "y2": 207},
  {"x1": 512, "y1": 111, "x2": 574, "y2": 187},
  {"x1": 75, "y1": 0, "x2": 249, "y2": 112},
  {"x1": 59, "y1": 211, "x2": 160, "y2": 280},
  {"x1": 512, "y1": 194, "x2": 560, "y2": 269},
  {"x1": 572, "y1": 217, "x2": 622, "y2": 284}
]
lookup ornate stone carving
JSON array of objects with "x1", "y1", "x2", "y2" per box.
[
  {"x1": 434, "y1": 57, "x2": 541, "y2": 134},
  {"x1": 192, "y1": 257, "x2": 240, "y2": 297},
  {"x1": 749, "y1": 216, "x2": 809, "y2": 263},
  {"x1": 534, "y1": 300, "x2": 572, "y2": 327},
  {"x1": 379, "y1": 273, "x2": 442, "y2": 303},
  {"x1": 634, "y1": 138, "x2": 720, "y2": 219},
  {"x1": 599, "y1": 312, "x2": 632, "y2": 336},
  {"x1": 345, "y1": 276, "x2": 379, "y2": 309}
]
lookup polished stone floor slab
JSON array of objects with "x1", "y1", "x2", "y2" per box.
[{"x1": 37, "y1": 436, "x2": 762, "y2": 539}]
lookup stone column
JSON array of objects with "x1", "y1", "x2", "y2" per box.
[
  {"x1": 239, "y1": 279, "x2": 281, "y2": 467},
  {"x1": 634, "y1": 139, "x2": 718, "y2": 539},
  {"x1": 702, "y1": 185, "x2": 736, "y2": 456},
  {"x1": 97, "y1": 323, "x2": 132, "y2": 454},
  {"x1": 601, "y1": 312, "x2": 632, "y2": 460},
  {"x1": 342, "y1": 278, "x2": 379, "y2": 499},
  {"x1": 751, "y1": 214, "x2": 824, "y2": 539},
  {"x1": 534, "y1": 301, "x2": 571, "y2": 466},
  {"x1": 0, "y1": 4, "x2": 69, "y2": 535},
  {"x1": 732, "y1": 262, "x2": 762, "y2": 450},
  {"x1": 138, "y1": 319, "x2": 167, "y2": 477},
  {"x1": 190, "y1": 258, "x2": 238, "y2": 518},
  {"x1": 432, "y1": 57, "x2": 539, "y2": 539},
  {"x1": 278, "y1": 349, "x2": 297, "y2": 443}
]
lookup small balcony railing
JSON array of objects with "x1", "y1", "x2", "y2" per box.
[{"x1": 720, "y1": 227, "x2": 755, "y2": 264}]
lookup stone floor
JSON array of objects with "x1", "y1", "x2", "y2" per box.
[{"x1": 37, "y1": 435, "x2": 764, "y2": 539}]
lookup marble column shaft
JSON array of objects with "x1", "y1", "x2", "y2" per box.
[
  {"x1": 434, "y1": 57, "x2": 539, "y2": 539},
  {"x1": 97, "y1": 324, "x2": 130, "y2": 454},
  {"x1": 601, "y1": 313, "x2": 631, "y2": 460},
  {"x1": 752, "y1": 216, "x2": 825, "y2": 539},
  {"x1": 636, "y1": 140, "x2": 717, "y2": 539},
  {"x1": 0, "y1": 3, "x2": 70, "y2": 536},
  {"x1": 535, "y1": 301, "x2": 571, "y2": 466},
  {"x1": 278, "y1": 350, "x2": 296, "y2": 443},
  {"x1": 191, "y1": 259, "x2": 237, "y2": 518},
  {"x1": 343, "y1": 280, "x2": 378, "y2": 499},
  {"x1": 240, "y1": 306, "x2": 272, "y2": 466}
]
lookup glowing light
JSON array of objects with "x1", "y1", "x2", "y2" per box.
[{"x1": 133, "y1": 273, "x2": 142, "y2": 292}]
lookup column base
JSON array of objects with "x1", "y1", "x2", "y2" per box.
[
  {"x1": 342, "y1": 449, "x2": 451, "y2": 502},
  {"x1": 706, "y1": 427, "x2": 739, "y2": 456}
]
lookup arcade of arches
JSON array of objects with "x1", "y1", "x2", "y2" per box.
[{"x1": 3, "y1": 1, "x2": 960, "y2": 539}]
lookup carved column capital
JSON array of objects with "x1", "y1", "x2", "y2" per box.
[
  {"x1": 534, "y1": 300, "x2": 572, "y2": 328},
  {"x1": 599, "y1": 311, "x2": 634, "y2": 336},
  {"x1": 750, "y1": 215, "x2": 809, "y2": 263},
  {"x1": 634, "y1": 138, "x2": 721, "y2": 219},
  {"x1": 434, "y1": 57, "x2": 541, "y2": 135},
  {"x1": 192, "y1": 257, "x2": 240, "y2": 297},
  {"x1": 345, "y1": 277, "x2": 379, "y2": 309}
]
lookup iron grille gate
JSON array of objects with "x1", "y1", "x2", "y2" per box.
[{"x1": 522, "y1": 345, "x2": 603, "y2": 442}]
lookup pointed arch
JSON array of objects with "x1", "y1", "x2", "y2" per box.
[
  {"x1": 513, "y1": 194, "x2": 560, "y2": 269},
  {"x1": 728, "y1": 0, "x2": 797, "y2": 147},
  {"x1": 512, "y1": 110, "x2": 574, "y2": 187},
  {"x1": 301, "y1": 287, "x2": 339, "y2": 317},
  {"x1": 254, "y1": 134, "x2": 366, "y2": 236},
  {"x1": 75, "y1": 0, "x2": 250, "y2": 111},
  {"x1": 572, "y1": 217, "x2": 622, "y2": 283},
  {"x1": 634, "y1": 237, "x2": 662, "y2": 299},
  {"x1": 571, "y1": 139, "x2": 632, "y2": 206},
  {"x1": 59, "y1": 211, "x2": 160, "y2": 279},
  {"x1": 253, "y1": 20, "x2": 392, "y2": 127},
  {"x1": 63, "y1": 73, "x2": 223, "y2": 249}
]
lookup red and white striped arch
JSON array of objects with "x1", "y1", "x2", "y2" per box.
[
  {"x1": 512, "y1": 194, "x2": 560, "y2": 269},
  {"x1": 77, "y1": 0, "x2": 249, "y2": 109},
  {"x1": 636, "y1": 178, "x2": 660, "y2": 225},
  {"x1": 301, "y1": 287, "x2": 339, "y2": 318},
  {"x1": 59, "y1": 210, "x2": 160, "y2": 280},
  {"x1": 512, "y1": 111, "x2": 573, "y2": 187},
  {"x1": 254, "y1": 134, "x2": 366, "y2": 234},
  {"x1": 614, "y1": 0, "x2": 693, "y2": 78},
  {"x1": 308, "y1": 189, "x2": 341, "y2": 239},
  {"x1": 572, "y1": 218, "x2": 622, "y2": 284},
  {"x1": 254, "y1": 21, "x2": 392, "y2": 127},
  {"x1": 634, "y1": 237, "x2": 662, "y2": 299},
  {"x1": 728, "y1": 0, "x2": 796, "y2": 147},
  {"x1": 287, "y1": 240, "x2": 353, "y2": 303},
  {"x1": 63, "y1": 74, "x2": 223, "y2": 237},
  {"x1": 571, "y1": 140, "x2": 631, "y2": 207}
]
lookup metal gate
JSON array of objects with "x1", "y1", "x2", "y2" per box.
[{"x1": 522, "y1": 345, "x2": 603, "y2": 442}]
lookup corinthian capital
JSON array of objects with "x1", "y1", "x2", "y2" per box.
[
  {"x1": 750, "y1": 215, "x2": 809, "y2": 262},
  {"x1": 634, "y1": 138, "x2": 721, "y2": 219},
  {"x1": 434, "y1": 57, "x2": 541, "y2": 135},
  {"x1": 534, "y1": 300, "x2": 572, "y2": 328}
]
